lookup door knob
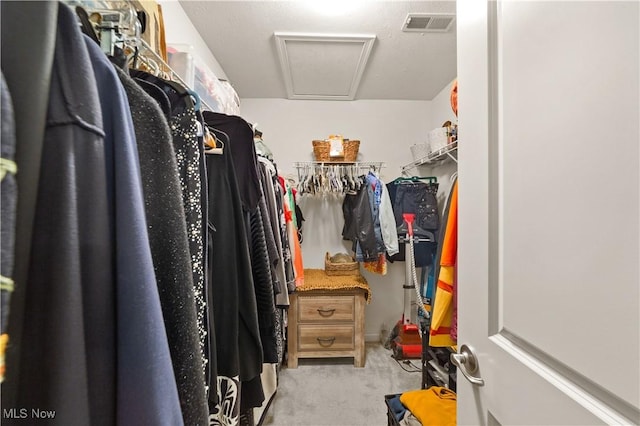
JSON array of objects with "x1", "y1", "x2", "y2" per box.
[{"x1": 450, "y1": 344, "x2": 485, "y2": 386}]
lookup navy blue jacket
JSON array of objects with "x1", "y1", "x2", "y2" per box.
[{"x1": 84, "y1": 30, "x2": 184, "y2": 426}]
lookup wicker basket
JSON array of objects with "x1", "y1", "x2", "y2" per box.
[
  {"x1": 312, "y1": 140, "x2": 331, "y2": 161},
  {"x1": 313, "y1": 139, "x2": 360, "y2": 162},
  {"x1": 343, "y1": 140, "x2": 360, "y2": 162},
  {"x1": 324, "y1": 252, "x2": 360, "y2": 276}
]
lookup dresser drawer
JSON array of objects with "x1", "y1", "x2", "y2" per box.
[
  {"x1": 298, "y1": 325, "x2": 354, "y2": 351},
  {"x1": 297, "y1": 295, "x2": 354, "y2": 322}
]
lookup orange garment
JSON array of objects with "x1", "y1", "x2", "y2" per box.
[
  {"x1": 0, "y1": 334, "x2": 7, "y2": 382},
  {"x1": 429, "y1": 180, "x2": 457, "y2": 347},
  {"x1": 291, "y1": 223, "x2": 304, "y2": 287},
  {"x1": 400, "y1": 387, "x2": 456, "y2": 426},
  {"x1": 282, "y1": 178, "x2": 304, "y2": 287},
  {"x1": 363, "y1": 253, "x2": 387, "y2": 275}
]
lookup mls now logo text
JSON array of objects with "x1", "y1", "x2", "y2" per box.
[{"x1": 3, "y1": 408, "x2": 56, "y2": 419}]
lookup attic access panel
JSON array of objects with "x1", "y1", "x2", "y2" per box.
[{"x1": 274, "y1": 32, "x2": 376, "y2": 100}]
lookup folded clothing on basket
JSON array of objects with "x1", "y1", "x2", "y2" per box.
[
  {"x1": 400, "y1": 387, "x2": 456, "y2": 426},
  {"x1": 387, "y1": 394, "x2": 407, "y2": 422}
]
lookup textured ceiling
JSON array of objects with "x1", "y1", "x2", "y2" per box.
[{"x1": 179, "y1": 1, "x2": 457, "y2": 101}]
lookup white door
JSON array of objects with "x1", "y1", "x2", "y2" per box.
[{"x1": 456, "y1": 0, "x2": 639, "y2": 424}]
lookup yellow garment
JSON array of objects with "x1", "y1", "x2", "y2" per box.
[
  {"x1": 0, "y1": 157, "x2": 17, "y2": 181},
  {"x1": 429, "y1": 181, "x2": 457, "y2": 347},
  {"x1": 400, "y1": 387, "x2": 456, "y2": 426}
]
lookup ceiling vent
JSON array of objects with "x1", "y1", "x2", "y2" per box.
[{"x1": 402, "y1": 13, "x2": 455, "y2": 33}]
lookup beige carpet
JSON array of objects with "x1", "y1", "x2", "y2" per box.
[{"x1": 261, "y1": 343, "x2": 422, "y2": 426}]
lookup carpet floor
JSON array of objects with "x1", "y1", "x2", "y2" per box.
[{"x1": 261, "y1": 343, "x2": 422, "y2": 426}]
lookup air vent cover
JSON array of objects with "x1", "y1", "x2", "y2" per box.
[{"x1": 402, "y1": 13, "x2": 455, "y2": 32}]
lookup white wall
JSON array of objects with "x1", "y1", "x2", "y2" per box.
[
  {"x1": 415, "y1": 80, "x2": 458, "y2": 210},
  {"x1": 158, "y1": 0, "x2": 228, "y2": 80},
  {"x1": 428, "y1": 78, "x2": 457, "y2": 131},
  {"x1": 241, "y1": 98, "x2": 433, "y2": 341}
]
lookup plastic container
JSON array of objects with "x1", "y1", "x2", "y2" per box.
[
  {"x1": 410, "y1": 143, "x2": 430, "y2": 161},
  {"x1": 428, "y1": 127, "x2": 449, "y2": 153}
]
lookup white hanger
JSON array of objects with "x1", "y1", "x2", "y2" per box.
[{"x1": 205, "y1": 138, "x2": 224, "y2": 155}]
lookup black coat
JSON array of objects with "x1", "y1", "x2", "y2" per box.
[
  {"x1": 342, "y1": 185, "x2": 378, "y2": 261},
  {"x1": 3, "y1": 5, "x2": 115, "y2": 425},
  {"x1": 117, "y1": 68, "x2": 209, "y2": 426}
]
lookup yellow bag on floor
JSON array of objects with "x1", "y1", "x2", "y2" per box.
[{"x1": 400, "y1": 387, "x2": 456, "y2": 426}]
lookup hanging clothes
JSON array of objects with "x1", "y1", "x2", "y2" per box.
[
  {"x1": 84, "y1": 29, "x2": 184, "y2": 426},
  {"x1": 386, "y1": 179, "x2": 439, "y2": 266},
  {"x1": 277, "y1": 179, "x2": 297, "y2": 293},
  {"x1": 362, "y1": 173, "x2": 387, "y2": 273},
  {"x1": 280, "y1": 178, "x2": 305, "y2": 287},
  {"x1": 3, "y1": 4, "x2": 295, "y2": 424},
  {"x1": 0, "y1": 6, "x2": 57, "y2": 391},
  {"x1": 131, "y1": 70, "x2": 210, "y2": 392},
  {"x1": 204, "y1": 113, "x2": 275, "y2": 415},
  {"x1": 0, "y1": 72, "x2": 17, "y2": 384},
  {"x1": 3, "y1": 6, "x2": 116, "y2": 425},
  {"x1": 205, "y1": 143, "x2": 264, "y2": 424},
  {"x1": 343, "y1": 183, "x2": 378, "y2": 262},
  {"x1": 3, "y1": 4, "x2": 183, "y2": 425},
  {"x1": 116, "y1": 67, "x2": 208, "y2": 425},
  {"x1": 361, "y1": 173, "x2": 399, "y2": 275},
  {"x1": 258, "y1": 157, "x2": 290, "y2": 306},
  {"x1": 203, "y1": 112, "x2": 261, "y2": 213},
  {"x1": 249, "y1": 196, "x2": 278, "y2": 364},
  {"x1": 429, "y1": 179, "x2": 458, "y2": 347},
  {"x1": 380, "y1": 182, "x2": 400, "y2": 256}
]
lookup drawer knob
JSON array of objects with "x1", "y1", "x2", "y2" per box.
[
  {"x1": 317, "y1": 308, "x2": 336, "y2": 316},
  {"x1": 316, "y1": 337, "x2": 336, "y2": 347}
]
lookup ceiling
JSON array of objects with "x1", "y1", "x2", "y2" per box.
[{"x1": 179, "y1": 1, "x2": 457, "y2": 101}]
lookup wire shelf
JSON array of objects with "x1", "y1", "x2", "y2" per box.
[{"x1": 401, "y1": 141, "x2": 458, "y2": 173}]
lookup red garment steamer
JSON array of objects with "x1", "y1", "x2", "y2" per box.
[{"x1": 390, "y1": 213, "x2": 425, "y2": 359}]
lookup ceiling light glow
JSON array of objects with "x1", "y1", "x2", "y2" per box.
[{"x1": 304, "y1": 0, "x2": 364, "y2": 16}]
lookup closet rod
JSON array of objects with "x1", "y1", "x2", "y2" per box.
[
  {"x1": 293, "y1": 161, "x2": 385, "y2": 169},
  {"x1": 68, "y1": 0, "x2": 214, "y2": 112}
]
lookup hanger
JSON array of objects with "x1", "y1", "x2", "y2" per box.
[
  {"x1": 204, "y1": 137, "x2": 224, "y2": 155},
  {"x1": 185, "y1": 88, "x2": 202, "y2": 111},
  {"x1": 203, "y1": 127, "x2": 216, "y2": 148},
  {"x1": 75, "y1": 6, "x2": 101, "y2": 44},
  {"x1": 207, "y1": 126, "x2": 232, "y2": 155},
  {"x1": 204, "y1": 126, "x2": 226, "y2": 155},
  {"x1": 392, "y1": 176, "x2": 438, "y2": 185}
]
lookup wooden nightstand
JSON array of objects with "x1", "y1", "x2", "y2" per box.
[{"x1": 287, "y1": 270, "x2": 369, "y2": 368}]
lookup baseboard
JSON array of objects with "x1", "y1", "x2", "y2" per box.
[{"x1": 365, "y1": 333, "x2": 381, "y2": 343}]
